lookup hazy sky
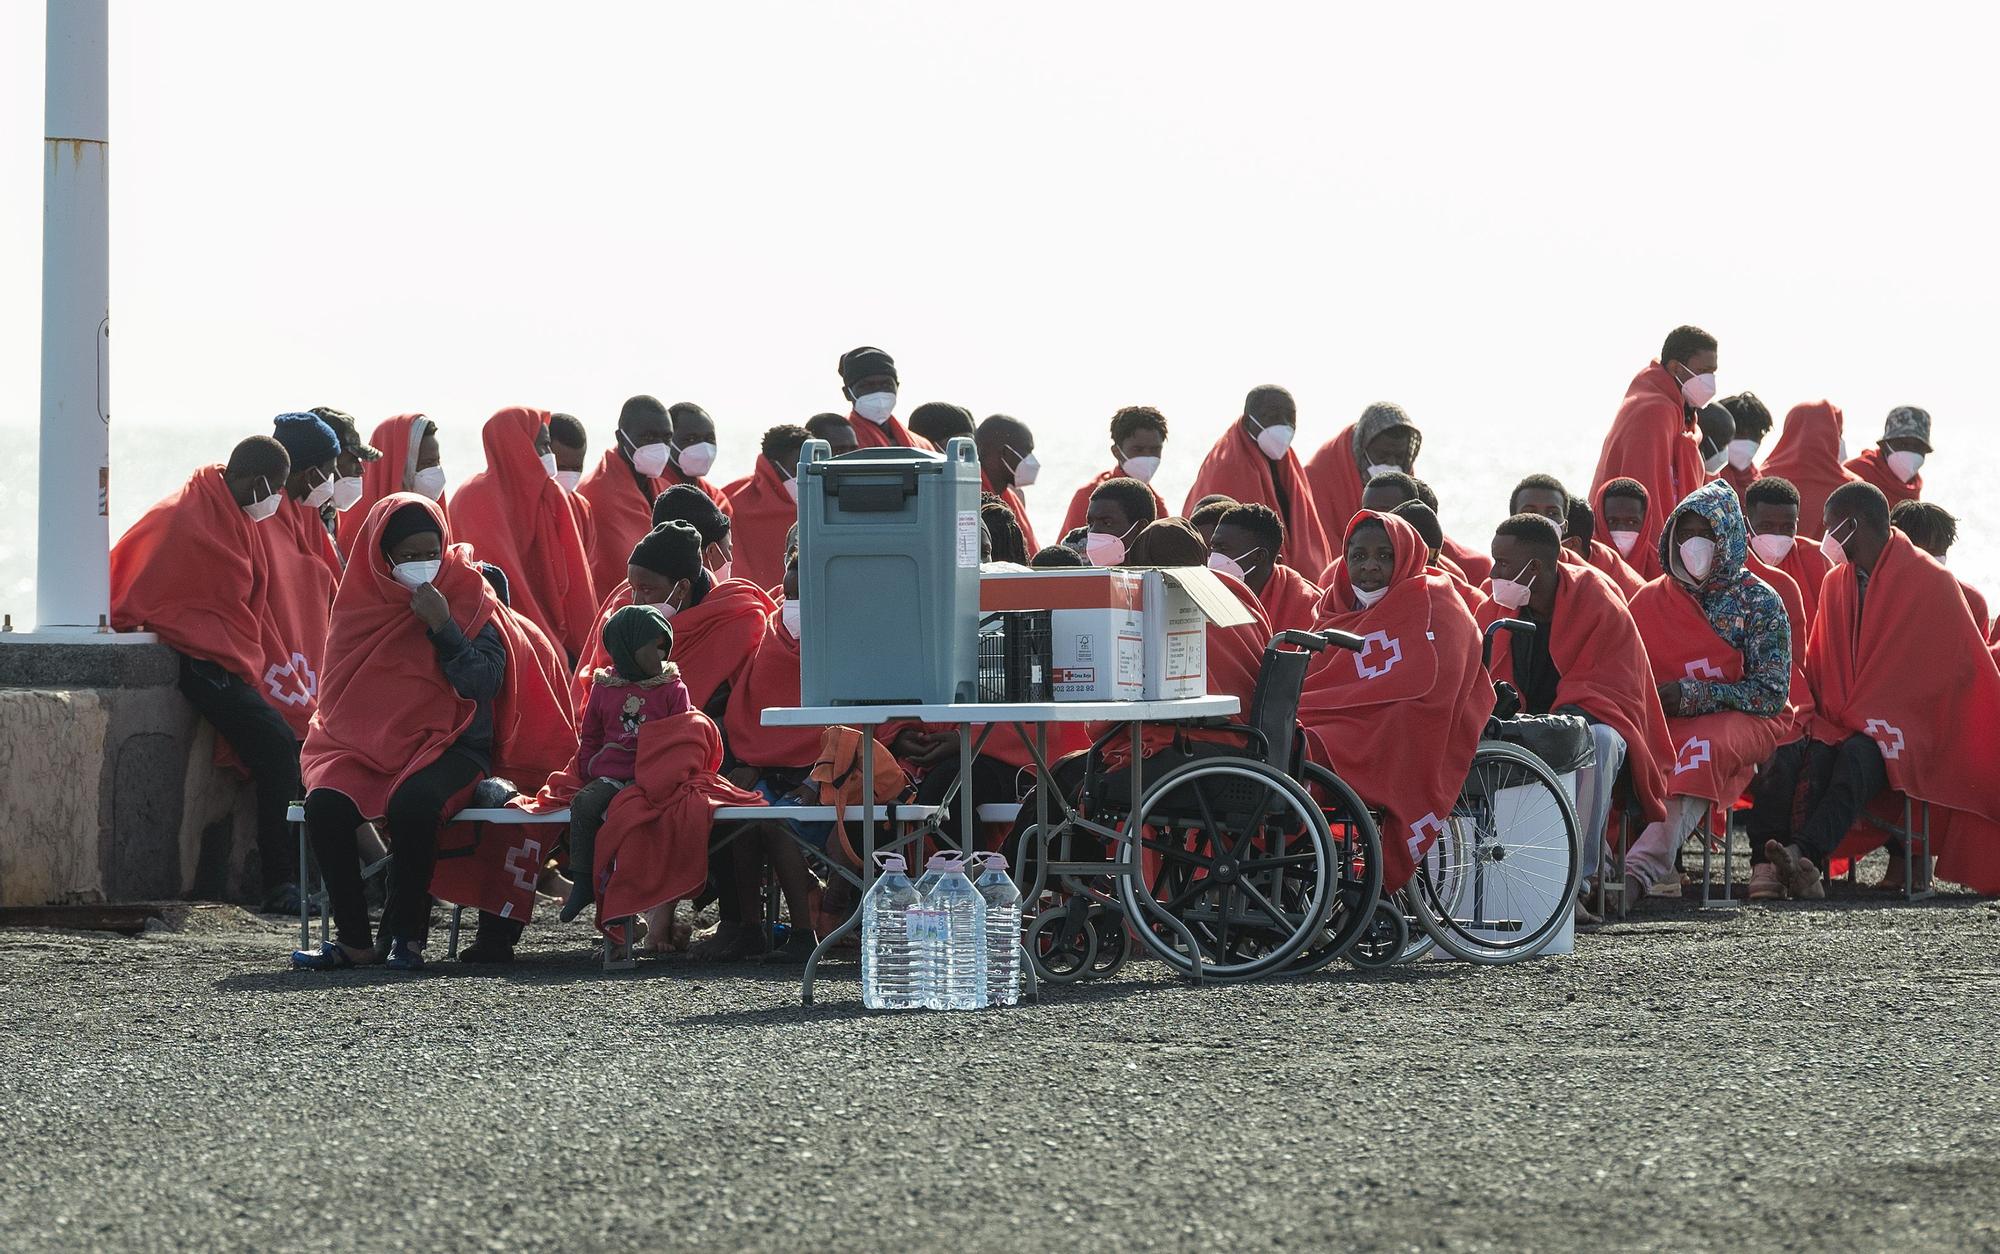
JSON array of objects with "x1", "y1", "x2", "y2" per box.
[{"x1": 3, "y1": 1, "x2": 1997, "y2": 588}]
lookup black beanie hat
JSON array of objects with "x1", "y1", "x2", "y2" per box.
[
  {"x1": 628, "y1": 520, "x2": 703, "y2": 580},
  {"x1": 838, "y1": 345, "x2": 896, "y2": 387},
  {"x1": 378, "y1": 503, "x2": 443, "y2": 558}
]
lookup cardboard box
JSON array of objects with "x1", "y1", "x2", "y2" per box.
[{"x1": 979, "y1": 567, "x2": 1257, "y2": 702}]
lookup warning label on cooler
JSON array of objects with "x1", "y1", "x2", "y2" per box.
[{"x1": 957, "y1": 510, "x2": 980, "y2": 568}]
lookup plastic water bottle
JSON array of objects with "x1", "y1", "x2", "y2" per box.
[
  {"x1": 860, "y1": 853, "x2": 923, "y2": 1011},
  {"x1": 970, "y1": 852, "x2": 1023, "y2": 1007},
  {"x1": 918, "y1": 854, "x2": 988, "y2": 1011}
]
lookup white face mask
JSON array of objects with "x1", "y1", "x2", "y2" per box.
[
  {"x1": 782, "y1": 472, "x2": 800, "y2": 503},
  {"x1": 627, "y1": 440, "x2": 672, "y2": 478},
  {"x1": 1352, "y1": 583, "x2": 1389, "y2": 608},
  {"x1": 1086, "y1": 525, "x2": 1136, "y2": 567},
  {"x1": 1119, "y1": 455, "x2": 1161, "y2": 484},
  {"x1": 242, "y1": 479, "x2": 282, "y2": 523},
  {"x1": 412, "y1": 465, "x2": 448, "y2": 501},
  {"x1": 1727, "y1": 439, "x2": 1760, "y2": 471},
  {"x1": 328, "y1": 475, "x2": 365, "y2": 513},
  {"x1": 674, "y1": 441, "x2": 718, "y2": 478},
  {"x1": 1886, "y1": 449, "x2": 1925, "y2": 483},
  {"x1": 1609, "y1": 529, "x2": 1641, "y2": 556},
  {"x1": 780, "y1": 598, "x2": 802, "y2": 639},
  {"x1": 853, "y1": 391, "x2": 897, "y2": 424},
  {"x1": 1006, "y1": 447, "x2": 1040, "y2": 488},
  {"x1": 1251, "y1": 420, "x2": 1295, "y2": 461},
  {"x1": 1206, "y1": 551, "x2": 1247, "y2": 581},
  {"x1": 539, "y1": 451, "x2": 559, "y2": 479},
  {"x1": 554, "y1": 469, "x2": 583, "y2": 493},
  {"x1": 303, "y1": 471, "x2": 337, "y2": 510},
  {"x1": 1749, "y1": 532, "x2": 1796, "y2": 564},
  {"x1": 1490, "y1": 570, "x2": 1535, "y2": 611},
  {"x1": 1678, "y1": 369, "x2": 1718, "y2": 409},
  {"x1": 391, "y1": 559, "x2": 441, "y2": 589},
  {"x1": 1821, "y1": 521, "x2": 1854, "y2": 567},
  {"x1": 1702, "y1": 447, "x2": 1729, "y2": 475},
  {"x1": 1365, "y1": 461, "x2": 1402, "y2": 480},
  {"x1": 1677, "y1": 536, "x2": 1717, "y2": 582}
]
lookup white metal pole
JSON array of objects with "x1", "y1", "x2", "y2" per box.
[{"x1": 36, "y1": 0, "x2": 111, "y2": 632}]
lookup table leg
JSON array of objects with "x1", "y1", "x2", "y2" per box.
[
  {"x1": 959, "y1": 723, "x2": 975, "y2": 854},
  {"x1": 803, "y1": 721, "x2": 877, "y2": 1006}
]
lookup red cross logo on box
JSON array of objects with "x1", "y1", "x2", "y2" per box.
[
  {"x1": 1355, "y1": 631, "x2": 1403, "y2": 679},
  {"x1": 1863, "y1": 718, "x2": 1906, "y2": 760}
]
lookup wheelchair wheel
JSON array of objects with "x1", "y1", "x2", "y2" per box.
[
  {"x1": 1398, "y1": 810, "x2": 1475, "y2": 964},
  {"x1": 1088, "y1": 908, "x2": 1134, "y2": 978},
  {"x1": 1027, "y1": 908, "x2": 1099, "y2": 983},
  {"x1": 1116, "y1": 756, "x2": 1336, "y2": 982},
  {"x1": 1285, "y1": 761, "x2": 1386, "y2": 974},
  {"x1": 1404, "y1": 740, "x2": 1580, "y2": 964},
  {"x1": 1346, "y1": 901, "x2": 1408, "y2": 970}
]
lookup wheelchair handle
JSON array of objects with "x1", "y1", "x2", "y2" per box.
[
  {"x1": 1481, "y1": 617, "x2": 1536, "y2": 669},
  {"x1": 1273, "y1": 629, "x2": 1366, "y2": 655}
]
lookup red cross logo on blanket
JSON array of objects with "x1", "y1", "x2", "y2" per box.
[
  {"x1": 263, "y1": 652, "x2": 318, "y2": 707},
  {"x1": 1407, "y1": 811, "x2": 1447, "y2": 861},
  {"x1": 1675, "y1": 736, "x2": 1712, "y2": 774},
  {"x1": 1683, "y1": 658, "x2": 1725, "y2": 681},
  {"x1": 1355, "y1": 631, "x2": 1403, "y2": 679},
  {"x1": 1863, "y1": 719, "x2": 1906, "y2": 760}
]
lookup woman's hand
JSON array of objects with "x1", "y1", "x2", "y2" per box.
[
  {"x1": 411, "y1": 583, "x2": 451, "y2": 631},
  {"x1": 1655, "y1": 681, "x2": 1684, "y2": 716}
]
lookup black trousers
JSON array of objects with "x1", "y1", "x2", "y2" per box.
[
  {"x1": 1746, "y1": 734, "x2": 1890, "y2": 863},
  {"x1": 304, "y1": 749, "x2": 483, "y2": 950},
  {"x1": 177, "y1": 656, "x2": 302, "y2": 895}
]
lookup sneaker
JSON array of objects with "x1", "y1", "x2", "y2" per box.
[
  {"x1": 1748, "y1": 862, "x2": 1786, "y2": 901},
  {"x1": 1763, "y1": 841, "x2": 1825, "y2": 901},
  {"x1": 383, "y1": 937, "x2": 427, "y2": 971}
]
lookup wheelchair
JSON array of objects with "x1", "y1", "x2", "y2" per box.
[
  {"x1": 1019, "y1": 629, "x2": 1387, "y2": 984},
  {"x1": 1375, "y1": 618, "x2": 1586, "y2": 967}
]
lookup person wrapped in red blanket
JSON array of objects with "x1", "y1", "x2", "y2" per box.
[
  {"x1": 1208, "y1": 502, "x2": 1323, "y2": 635},
  {"x1": 722, "y1": 424, "x2": 809, "y2": 594},
  {"x1": 111, "y1": 436, "x2": 337, "y2": 914},
  {"x1": 1621, "y1": 481, "x2": 1791, "y2": 899},
  {"x1": 1300, "y1": 511, "x2": 1487, "y2": 892},
  {"x1": 1478, "y1": 514, "x2": 1675, "y2": 899},
  {"x1": 1751, "y1": 483, "x2": 2000, "y2": 900},
  {"x1": 1562, "y1": 494, "x2": 1644, "y2": 599},
  {"x1": 1742, "y1": 476, "x2": 1831, "y2": 632},
  {"x1": 1513, "y1": 473, "x2": 1644, "y2": 600},
  {"x1": 1843, "y1": 404, "x2": 1931, "y2": 511},
  {"x1": 1059, "y1": 406, "x2": 1170, "y2": 537},
  {"x1": 838, "y1": 345, "x2": 936, "y2": 452},
  {"x1": 449, "y1": 406, "x2": 598, "y2": 663},
  {"x1": 1757, "y1": 400, "x2": 1860, "y2": 545},
  {"x1": 336, "y1": 413, "x2": 445, "y2": 559},
  {"x1": 1589, "y1": 326, "x2": 1716, "y2": 566},
  {"x1": 1301, "y1": 401, "x2": 1422, "y2": 560},
  {"x1": 1890, "y1": 501, "x2": 1989, "y2": 636},
  {"x1": 1595, "y1": 479, "x2": 1663, "y2": 581},
  {"x1": 975, "y1": 414, "x2": 1042, "y2": 554},
  {"x1": 577, "y1": 396, "x2": 674, "y2": 599},
  {"x1": 292, "y1": 495, "x2": 577, "y2": 971},
  {"x1": 1182, "y1": 385, "x2": 1332, "y2": 577}
]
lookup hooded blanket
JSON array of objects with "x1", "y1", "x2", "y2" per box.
[
  {"x1": 1301, "y1": 410, "x2": 1422, "y2": 551},
  {"x1": 449, "y1": 407, "x2": 599, "y2": 660},
  {"x1": 1806, "y1": 531, "x2": 2000, "y2": 893},
  {"x1": 336, "y1": 414, "x2": 435, "y2": 559},
  {"x1": 1590, "y1": 362, "x2": 1709, "y2": 564},
  {"x1": 1300, "y1": 512, "x2": 1488, "y2": 891},
  {"x1": 1183, "y1": 422, "x2": 1332, "y2": 576},
  {"x1": 1759, "y1": 401, "x2": 1860, "y2": 535},
  {"x1": 111, "y1": 465, "x2": 337, "y2": 739}
]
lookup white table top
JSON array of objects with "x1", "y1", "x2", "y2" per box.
[{"x1": 760, "y1": 696, "x2": 1239, "y2": 727}]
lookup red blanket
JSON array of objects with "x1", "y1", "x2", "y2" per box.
[
  {"x1": 1962, "y1": 582, "x2": 1990, "y2": 637},
  {"x1": 1259, "y1": 562, "x2": 1324, "y2": 635},
  {"x1": 1843, "y1": 446, "x2": 1920, "y2": 510},
  {"x1": 1806, "y1": 531, "x2": 2000, "y2": 892},
  {"x1": 301, "y1": 493, "x2": 577, "y2": 818},
  {"x1": 721, "y1": 457, "x2": 798, "y2": 593},
  {"x1": 1439, "y1": 534, "x2": 1494, "y2": 584},
  {"x1": 1301, "y1": 421, "x2": 1368, "y2": 544},
  {"x1": 1758, "y1": 401, "x2": 1859, "y2": 535},
  {"x1": 1590, "y1": 363, "x2": 1709, "y2": 564},
  {"x1": 1626, "y1": 577, "x2": 1784, "y2": 818},
  {"x1": 1060, "y1": 467, "x2": 1166, "y2": 538},
  {"x1": 1300, "y1": 512, "x2": 1487, "y2": 892},
  {"x1": 1092, "y1": 571, "x2": 1273, "y2": 771},
  {"x1": 1577, "y1": 539, "x2": 1644, "y2": 599},
  {"x1": 575, "y1": 448, "x2": 663, "y2": 603},
  {"x1": 336, "y1": 414, "x2": 433, "y2": 560},
  {"x1": 595, "y1": 712, "x2": 764, "y2": 927},
  {"x1": 723, "y1": 610, "x2": 824, "y2": 771},
  {"x1": 1593, "y1": 481, "x2": 1664, "y2": 581},
  {"x1": 1182, "y1": 423, "x2": 1332, "y2": 576},
  {"x1": 1479, "y1": 561, "x2": 1673, "y2": 825},
  {"x1": 111, "y1": 465, "x2": 337, "y2": 739},
  {"x1": 1746, "y1": 552, "x2": 1814, "y2": 743},
  {"x1": 277, "y1": 494, "x2": 342, "y2": 581},
  {"x1": 1717, "y1": 459, "x2": 1760, "y2": 505},
  {"x1": 849, "y1": 411, "x2": 937, "y2": 452},
  {"x1": 980, "y1": 471, "x2": 1040, "y2": 553},
  {"x1": 570, "y1": 577, "x2": 775, "y2": 714},
  {"x1": 449, "y1": 408, "x2": 599, "y2": 661}
]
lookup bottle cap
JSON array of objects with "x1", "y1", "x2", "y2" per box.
[
  {"x1": 925, "y1": 852, "x2": 965, "y2": 871},
  {"x1": 970, "y1": 851, "x2": 1009, "y2": 872},
  {"x1": 875, "y1": 852, "x2": 908, "y2": 873}
]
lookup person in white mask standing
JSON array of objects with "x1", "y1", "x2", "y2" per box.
[
  {"x1": 1844, "y1": 405, "x2": 1933, "y2": 511},
  {"x1": 1302, "y1": 401, "x2": 1422, "y2": 547},
  {"x1": 578, "y1": 394, "x2": 678, "y2": 599},
  {"x1": 308, "y1": 406, "x2": 381, "y2": 562},
  {"x1": 722, "y1": 423, "x2": 812, "y2": 593},
  {"x1": 664, "y1": 402, "x2": 731, "y2": 513},
  {"x1": 838, "y1": 345, "x2": 935, "y2": 451},
  {"x1": 1060, "y1": 405, "x2": 1171, "y2": 537},
  {"x1": 1714, "y1": 391, "x2": 1773, "y2": 504},
  {"x1": 1590, "y1": 325, "x2": 1719, "y2": 568},
  {"x1": 268, "y1": 412, "x2": 346, "y2": 577},
  {"x1": 973, "y1": 413, "x2": 1043, "y2": 552},
  {"x1": 1183, "y1": 384, "x2": 1332, "y2": 577}
]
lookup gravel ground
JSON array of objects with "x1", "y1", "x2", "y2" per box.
[{"x1": 3, "y1": 876, "x2": 1998, "y2": 1253}]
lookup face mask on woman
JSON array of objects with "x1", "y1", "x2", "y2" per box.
[
  {"x1": 391, "y1": 559, "x2": 441, "y2": 589},
  {"x1": 413, "y1": 465, "x2": 447, "y2": 501},
  {"x1": 1352, "y1": 583, "x2": 1389, "y2": 608}
]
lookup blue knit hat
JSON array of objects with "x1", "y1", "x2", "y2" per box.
[{"x1": 271, "y1": 411, "x2": 340, "y2": 470}]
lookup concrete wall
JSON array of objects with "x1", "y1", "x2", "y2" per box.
[{"x1": 0, "y1": 641, "x2": 258, "y2": 906}]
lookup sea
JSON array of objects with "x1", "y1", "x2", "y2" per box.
[{"x1": 2, "y1": 414, "x2": 1996, "y2": 625}]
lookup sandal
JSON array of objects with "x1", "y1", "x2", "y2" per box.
[{"x1": 291, "y1": 941, "x2": 364, "y2": 971}]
